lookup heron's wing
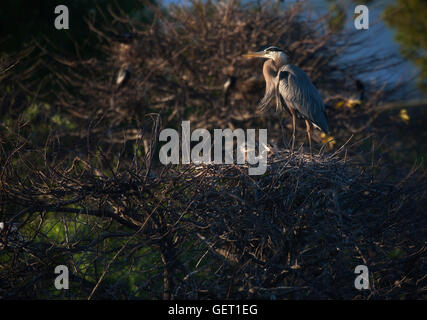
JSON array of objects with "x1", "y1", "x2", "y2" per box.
[{"x1": 278, "y1": 65, "x2": 329, "y2": 133}]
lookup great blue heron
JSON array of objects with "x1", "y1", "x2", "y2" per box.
[{"x1": 243, "y1": 46, "x2": 329, "y2": 155}]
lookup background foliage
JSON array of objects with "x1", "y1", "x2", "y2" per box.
[{"x1": 384, "y1": 0, "x2": 427, "y2": 92}]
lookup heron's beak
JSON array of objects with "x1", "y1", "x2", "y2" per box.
[{"x1": 242, "y1": 51, "x2": 266, "y2": 59}]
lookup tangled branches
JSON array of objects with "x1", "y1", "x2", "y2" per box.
[{"x1": 1, "y1": 137, "x2": 426, "y2": 298}]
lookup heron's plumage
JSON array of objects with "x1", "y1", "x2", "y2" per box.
[
  {"x1": 277, "y1": 64, "x2": 329, "y2": 134},
  {"x1": 245, "y1": 46, "x2": 329, "y2": 154}
]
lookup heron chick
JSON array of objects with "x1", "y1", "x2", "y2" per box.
[{"x1": 243, "y1": 46, "x2": 329, "y2": 155}]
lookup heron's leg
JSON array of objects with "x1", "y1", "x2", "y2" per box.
[
  {"x1": 305, "y1": 119, "x2": 312, "y2": 157},
  {"x1": 275, "y1": 93, "x2": 288, "y2": 148},
  {"x1": 288, "y1": 107, "x2": 296, "y2": 152},
  {"x1": 275, "y1": 91, "x2": 281, "y2": 113},
  {"x1": 277, "y1": 114, "x2": 288, "y2": 148},
  {"x1": 292, "y1": 114, "x2": 296, "y2": 152}
]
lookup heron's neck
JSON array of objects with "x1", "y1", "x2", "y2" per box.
[
  {"x1": 262, "y1": 59, "x2": 279, "y2": 93},
  {"x1": 263, "y1": 56, "x2": 286, "y2": 78},
  {"x1": 257, "y1": 60, "x2": 279, "y2": 111},
  {"x1": 273, "y1": 53, "x2": 287, "y2": 70},
  {"x1": 262, "y1": 60, "x2": 277, "y2": 86}
]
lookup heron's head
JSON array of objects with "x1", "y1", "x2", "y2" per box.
[{"x1": 243, "y1": 46, "x2": 287, "y2": 65}]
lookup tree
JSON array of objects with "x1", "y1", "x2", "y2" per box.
[{"x1": 383, "y1": 0, "x2": 427, "y2": 92}]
